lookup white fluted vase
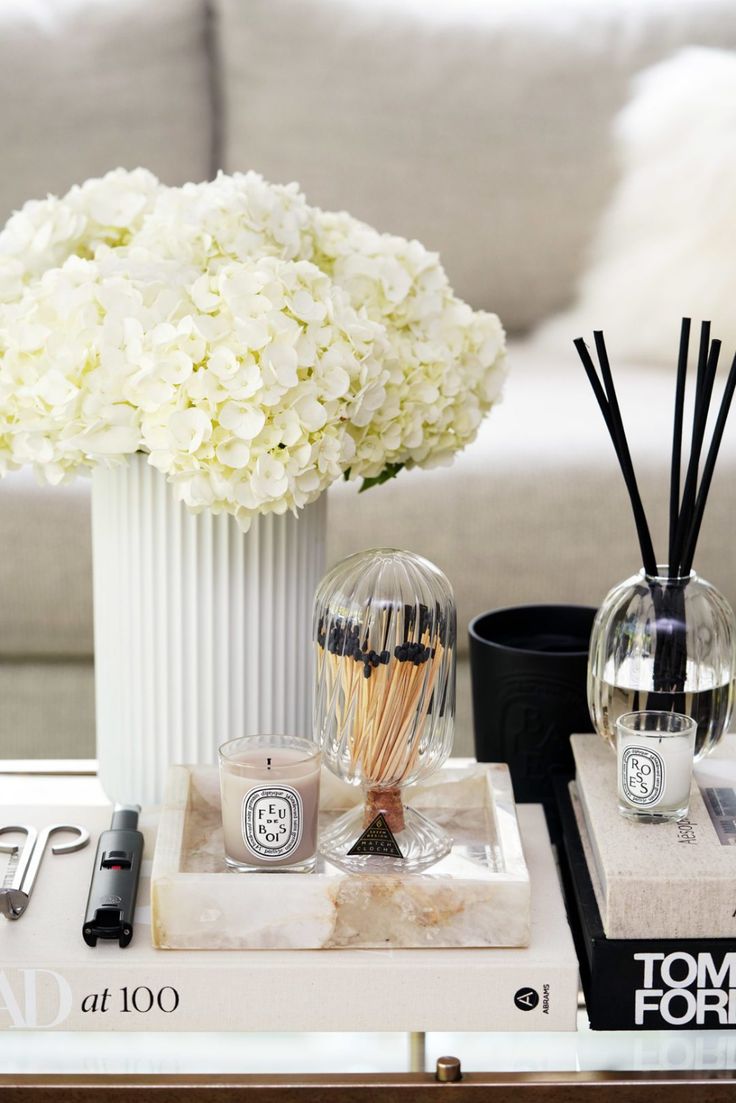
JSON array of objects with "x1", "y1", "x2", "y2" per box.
[{"x1": 91, "y1": 454, "x2": 327, "y2": 805}]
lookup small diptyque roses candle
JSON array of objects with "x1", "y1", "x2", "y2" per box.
[
  {"x1": 616, "y1": 711, "x2": 696, "y2": 823},
  {"x1": 219, "y1": 736, "x2": 321, "y2": 871}
]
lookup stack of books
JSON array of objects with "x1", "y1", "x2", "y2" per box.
[
  {"x1": 0, "y1": 801, "x2": 579, "y2": 1032},
  {"x1": 558, "y1": 735, "x2": 736, "y2": 1030}
]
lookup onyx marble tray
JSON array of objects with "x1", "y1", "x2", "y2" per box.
[{"x1": 151, "y1": 761, "x2": 530, "y2": 950}]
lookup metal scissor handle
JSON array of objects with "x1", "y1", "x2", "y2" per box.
[
  {"x1": 0, "y1": 826, "x2": 38, "y2": 919},
  {"x1": 0, "y1": 824, "x2": 90, "y2": 920}
]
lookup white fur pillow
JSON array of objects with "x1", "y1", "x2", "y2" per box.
[{"x1": 546, "y1": 48, "x2": 736, "y2": 363}]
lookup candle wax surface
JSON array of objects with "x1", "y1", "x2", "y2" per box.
[
  {"x1": 220, "y1": 746, "x2": 321, "y2": 868},
  {"x1": 224, "y1": 747, "x2": 319, "y2": 777}
]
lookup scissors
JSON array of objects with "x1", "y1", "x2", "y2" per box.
[{"x1": 0, "y1": 824, "x2": 90, "y2": 920}]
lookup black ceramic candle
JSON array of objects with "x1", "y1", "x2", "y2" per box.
[{"x1": 469, "y1": 604, "x2": 596, "y2": 805}]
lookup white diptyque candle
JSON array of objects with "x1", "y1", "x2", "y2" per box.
[
  {"x1": 615, "y1": 711, "x2": 696, "y2": 823},
  {"x1": 218, "y1": 736, "x2": 322, "y2": 871}
]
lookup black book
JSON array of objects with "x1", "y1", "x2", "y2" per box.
[{"x1": 555, "y1": 778, "x2": 736, "y2": 1031}]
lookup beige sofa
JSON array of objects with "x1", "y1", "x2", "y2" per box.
[{"x1": 3, "y1": 0, "x2": 736, "y2": 759}]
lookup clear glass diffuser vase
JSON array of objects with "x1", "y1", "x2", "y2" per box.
[
  {"x1": 314, "y1": 549, "x2": 456, "y2": 873},
  {"x1": 588, "y1": 566, "x2": 736, "y2": 759}
]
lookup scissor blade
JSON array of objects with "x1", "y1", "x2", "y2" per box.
[
  {"x1": 1, "y1": 855, "x2": 19, "y2": 890},
  {"x1": 0, "y1": 888, "x2": 28, "y2": 920}
]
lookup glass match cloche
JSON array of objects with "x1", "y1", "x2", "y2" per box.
[{"x1": 313, "y1": 548, "x2": 456, "y2": 873}]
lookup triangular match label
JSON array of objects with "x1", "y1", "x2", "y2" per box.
[{"x1": 347, "y1": 813, "x2": 404, "y2": 858}]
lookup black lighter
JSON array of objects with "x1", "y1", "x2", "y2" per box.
[{"x1": 82, "y1": 805, "x2": 143, "y2": 948}]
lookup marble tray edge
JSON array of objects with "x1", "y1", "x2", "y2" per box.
[
  {"x1": 151, "y1": 762, "x2": 531, "y2": 950},
  {"x1": 150, "y1": 764, "x2": 191, "y2": 883}
]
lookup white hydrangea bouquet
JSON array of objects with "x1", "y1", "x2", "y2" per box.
[
  {"x1": 0, "y1": 169, "x2": 506, "y2": 530},
  {"x1": 0, "y1": 168, "x2": 507, "y2": 803}
]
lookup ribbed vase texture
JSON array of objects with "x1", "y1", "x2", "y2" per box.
[{"x1": 92, "y1": 454, "x2": 326, "y2": 805}]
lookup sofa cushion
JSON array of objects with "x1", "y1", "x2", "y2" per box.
[
  {"x1": 0, "y1": 469, "x2": 93, "y2": 657},
  {"x1": 216, "y1": 0, "x2": 736, "y2": 333},
  {"x1": 545, "y1": 48, "x2": 736, "y2": 364},
  {"x1": 0, "y1": 660, "x2": 94, "y2": 758},
  {"x1": 0, "y1": 0, "x2": 213, "y2": 226}
]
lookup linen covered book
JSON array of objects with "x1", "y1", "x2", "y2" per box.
[
  {"x1": 557, "y1": 778, "x2": 736, "y2": 1031},
  {"x1": 571, "y1": 734, "x2": 736, "y2": 940}
]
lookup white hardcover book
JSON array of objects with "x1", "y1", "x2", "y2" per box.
[
  {"x1": 572, "y1": 733, "x2": 736, "y2": 940},
  {"x1": 0, "y1": 804, "x2": 578, "y2": 1032}
]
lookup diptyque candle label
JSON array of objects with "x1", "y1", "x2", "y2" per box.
[
  {"x1": 242, "y1": 786, "x2": 303, "y2": 859},
  {"x1": 621, "y1": 745, "x2": 665, "y2": 805}
]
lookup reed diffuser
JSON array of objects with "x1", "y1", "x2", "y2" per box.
[
  {"x1": 577, "y1": 320, "x2": 736, "y2": 756},
  {"x1": 314, "y1": 549, "x2": 456, "y2": 872}
]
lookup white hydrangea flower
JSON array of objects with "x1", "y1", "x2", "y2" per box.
[
  {"x1": 133, "y1": 171, "x2": 313, "y2": 270},
  {"x1": 0, "y1": 170, "x2": 506, "y2": 524},
  {"x1": 312, "y1": 210, "x2": 507, "y2": 479},
  {"x1": 0, "y1": 168, "x2": 159, "y2": 297}
]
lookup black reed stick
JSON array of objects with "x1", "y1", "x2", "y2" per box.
[
  {"x1": 573, "y1": 335, "x2": 657, "y2": 576},
  {"x1": 573, "y1": 338, "x2": 621, "y2": 458},
  {"x1": 672, "y1": 329, "x2": 720, "y2": 574},
  {"x1": 681, "y1": 352, "x2": 736, "y2": 575},
  {"x1": 693, "y1": 321, "x2": 715, "y2": 436},
  {"x1": 576, "y1": 319, "x2": 736, "y2": 585},
  {"x1": 594, "y1": 330, "x2": 658, "y2": 577},
  {"x1": 668, "y1": 318, "x2": 690, "y2": 570}
]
